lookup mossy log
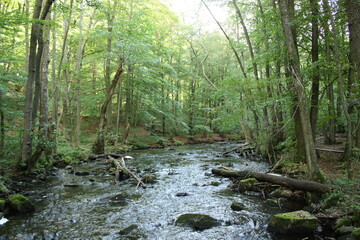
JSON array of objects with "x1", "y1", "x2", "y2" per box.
[{"x1": 211, "y1": 168, "x2": 331, "y2": 193}]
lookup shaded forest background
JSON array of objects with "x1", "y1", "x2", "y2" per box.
[{"x1": 0, "y1": 0, "x2": 359, "y2": 189}]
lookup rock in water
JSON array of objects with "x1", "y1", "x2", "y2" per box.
[
  {"x1": 175, "y1": 213, "x2": 219, "y2": 230},
  {"x1": 267, "y1": 210, "x2": 318, "y2": 234},
  {"x1": 8, "y1": 194, "x2": 35, "y2": 214},
  {"x1": 231, "y1": 201, "x2": 245, "y2": 211},
  {"x1": 238, "y1": 178, "x2": 259, "y2": 193}
]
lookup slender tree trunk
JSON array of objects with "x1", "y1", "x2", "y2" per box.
[
  {"x1": 0, "y1": 91, "x2": 4, "y2": 154},
  {"x1": 105, "y1": 1, "x2": 117, "y2": 129},
  {"x1": 324, "y1": 0, "x2": 353, "y2": 179},
  {"x1": 51, "y1": 3, "x2": 58, "y2": 154},
  {"x1": 57, "y1": 0, "x2": 73, "y2": 141},
  {"x1": 22, "y1": 0, "x2": 42, "y2": 165},
  {"x1": 39, "y1": 12, "x2": 51, "y2": 160},
  {"x1": 278, "y1": 0, "x2": 324, "y2": 182},
  {"x1": 75, "y1": 0, "x2": 84, "y2": 146},
  {"x1": 345, "y1": 0, "x2": 360, "y2": 148},
  {"x1": 23, "y1": 0, "x2": 55, "y2": 169},
  {"x1": 25, "y1": 0, "x2": 30, "y2": 72},
  {"x1": 93, "y1": 60, "x2": 124, "y2": 154},
  {"x1": 309, "y1": 0, "x2": 320, "y2": 139}
]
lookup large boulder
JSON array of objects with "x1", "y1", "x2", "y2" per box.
[
  {"x1": 175, "y1": 213, "x2": 219, "y2": 230},
  {"x1": 267, "y1": 210, "x2": 318, "y2": 234},
  {"x1": 8, "y1": 194, "x2": 35, "y2": 214}
]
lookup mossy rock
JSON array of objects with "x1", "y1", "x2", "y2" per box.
[
  {"x1": 8, "y1": 194, "x2": 35, "y2": 214},
  {"x1": 175, "y1": 213, "x2": 219, "y2": 230},
  {"x1": 267, "y1": 210, "x2": 318, "y2": 234},
  {"x1": 352, "y1": 228, "x2": 360, "y2": 240},
  {"x1": 238, "y1": 178, "x2": 259, "y2": 193},
  {"x1": 0, "y1": 199, "x2": 5, "y2": 211}
]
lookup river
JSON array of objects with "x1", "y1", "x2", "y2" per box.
[{"x1": 0, "y1": 143, "x2": 319, "y2": 239}]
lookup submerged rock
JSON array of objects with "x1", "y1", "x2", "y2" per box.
[
  {"x1": 119, "y1": 224, "x2": 138, "y2": 235},
  {"x1": 8, "y1": 194, "x2": 35, "y2": 214},
  {"x1": 175, "y1": 213, "x2": 219, "y2": 230},
  {"x1": 176, "y1": 192, "x2": 189, "y2": 197},
  {"x1": 231, "y1": 201, "x2": 245, "y2": 211},
  {"x1": 267, "y1": 210, "x2": 318, "y2": 234}
]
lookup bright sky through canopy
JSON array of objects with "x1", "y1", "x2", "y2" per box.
[{"x1": 165, "y1": 0, "x2": 229, "y2": 32}]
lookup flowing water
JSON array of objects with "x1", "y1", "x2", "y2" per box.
[{"x1": 0, "y1": 143, "x2": 317, "y2": 240}]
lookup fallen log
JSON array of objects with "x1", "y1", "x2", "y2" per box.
[
  {"x1": 315, "y1": 148, "x2": 344, "y2": 153},
  {"x1": 109, "y1": 156, "x2": 146, "y2": 188},
  {"x1": 211, "y1": 168, "x2": 331, "y2": 193},
  {"x1": 89, "y1": 153, "x2": 122, "y2": 160}
]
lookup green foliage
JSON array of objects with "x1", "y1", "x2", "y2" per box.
[
  {"x1": 323, "y1": 176, "x2": 360, "y2": 211},
  {"x1": 57, "y1": 144, "x2": 89, "y2": 164}
]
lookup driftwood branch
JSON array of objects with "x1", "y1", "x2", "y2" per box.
[
  {"x1": 211, "y1": 168, "x2": 331, "y2": 193},
  {"x1": 109, "y1": 156, "x2": 146, "y2": 188}
]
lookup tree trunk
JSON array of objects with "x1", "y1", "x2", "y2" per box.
[
  {"x1": 22, "y1": 0, "x2": 54, "y2": 168},
  {"x1": 105, "y1": 1, "x2": 117, "y2": 129},
  {"x1": 211, "y1": 168, "x2": 331, "y2": 193},
  {"x1": 0, "y1": 91, "x2": 4, "y2": 154},
  {"x1": 51, "y1": 3, "x2": 58, "y2": 154},
  {"x1": 75, "y1": 0, "x2": 84, "y2": 146},
  {"x1": 93, "y1": 60, "x2": 124, "y2": 154},
  {"x1": 345, "y1": 0, "x2": 360, "y2": 149},
  {"x1": 278, "y1": 0, "x2": 324, "y2": 182},
  {"x1": 25, "y1": 0, "x2": 30, "y2": 72},
  {"x1": 309, "y1": 0, "x2": 320, "y2": 140},
  {"x1": 39, "y1": 11, "x2": 51, "y2": 161}
]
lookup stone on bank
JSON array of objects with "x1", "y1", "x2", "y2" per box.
[{"x1": 8, "y1": 194, "x2": 35, "y2": 214}]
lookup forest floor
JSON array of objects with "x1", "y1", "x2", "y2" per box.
[{"x1": 315, "y1": 134, "x2": 359, "y2": 181}]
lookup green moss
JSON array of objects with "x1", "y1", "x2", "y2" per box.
[
  {"x1": 0, "y1": 199, "x2": 5, "y2": 211},
  {"x1": 352, "y1": 228, "x2": 360, "y2": 240},
  {"x1": 268, "y1": 210, "x2": 318, "y2": 233},
  {"x1": 238, "y1": 178, "x2": 259, "y2": 193},
  {"x1": 8, "y1": 194, "x2": 35, "y2": 213}
]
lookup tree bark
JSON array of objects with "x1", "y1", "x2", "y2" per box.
[
  {"x1": 278, "y1": 0, "x2": 324, "y2": 182},
  {"x1": 309, "y1": 0, "x2": 320, "y2": 140},
  {"x1": 212, "y1": 168, "x2": 331, "y2": 193},
  {"x1": 0, "y1": 91, "x2": 4, "y2": 153},
  {"x1": 345, "y1": 0, "x2": 360, "y2": 149},
  {"x1": 93, "y1": 60, "x2": 124, "y2": 154},
  {"x1": 51, "y1": 3, "x2": 58, "y2": 154},
  {"x1": 75, "y1": 0, "x2": 84, "y2": 146},
  {"x1": 22, "y1": 0, "x2": 54, "y2": 168},
  {"x1": 39, "y1": 11, "x2": 51, "y2": 161}
]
